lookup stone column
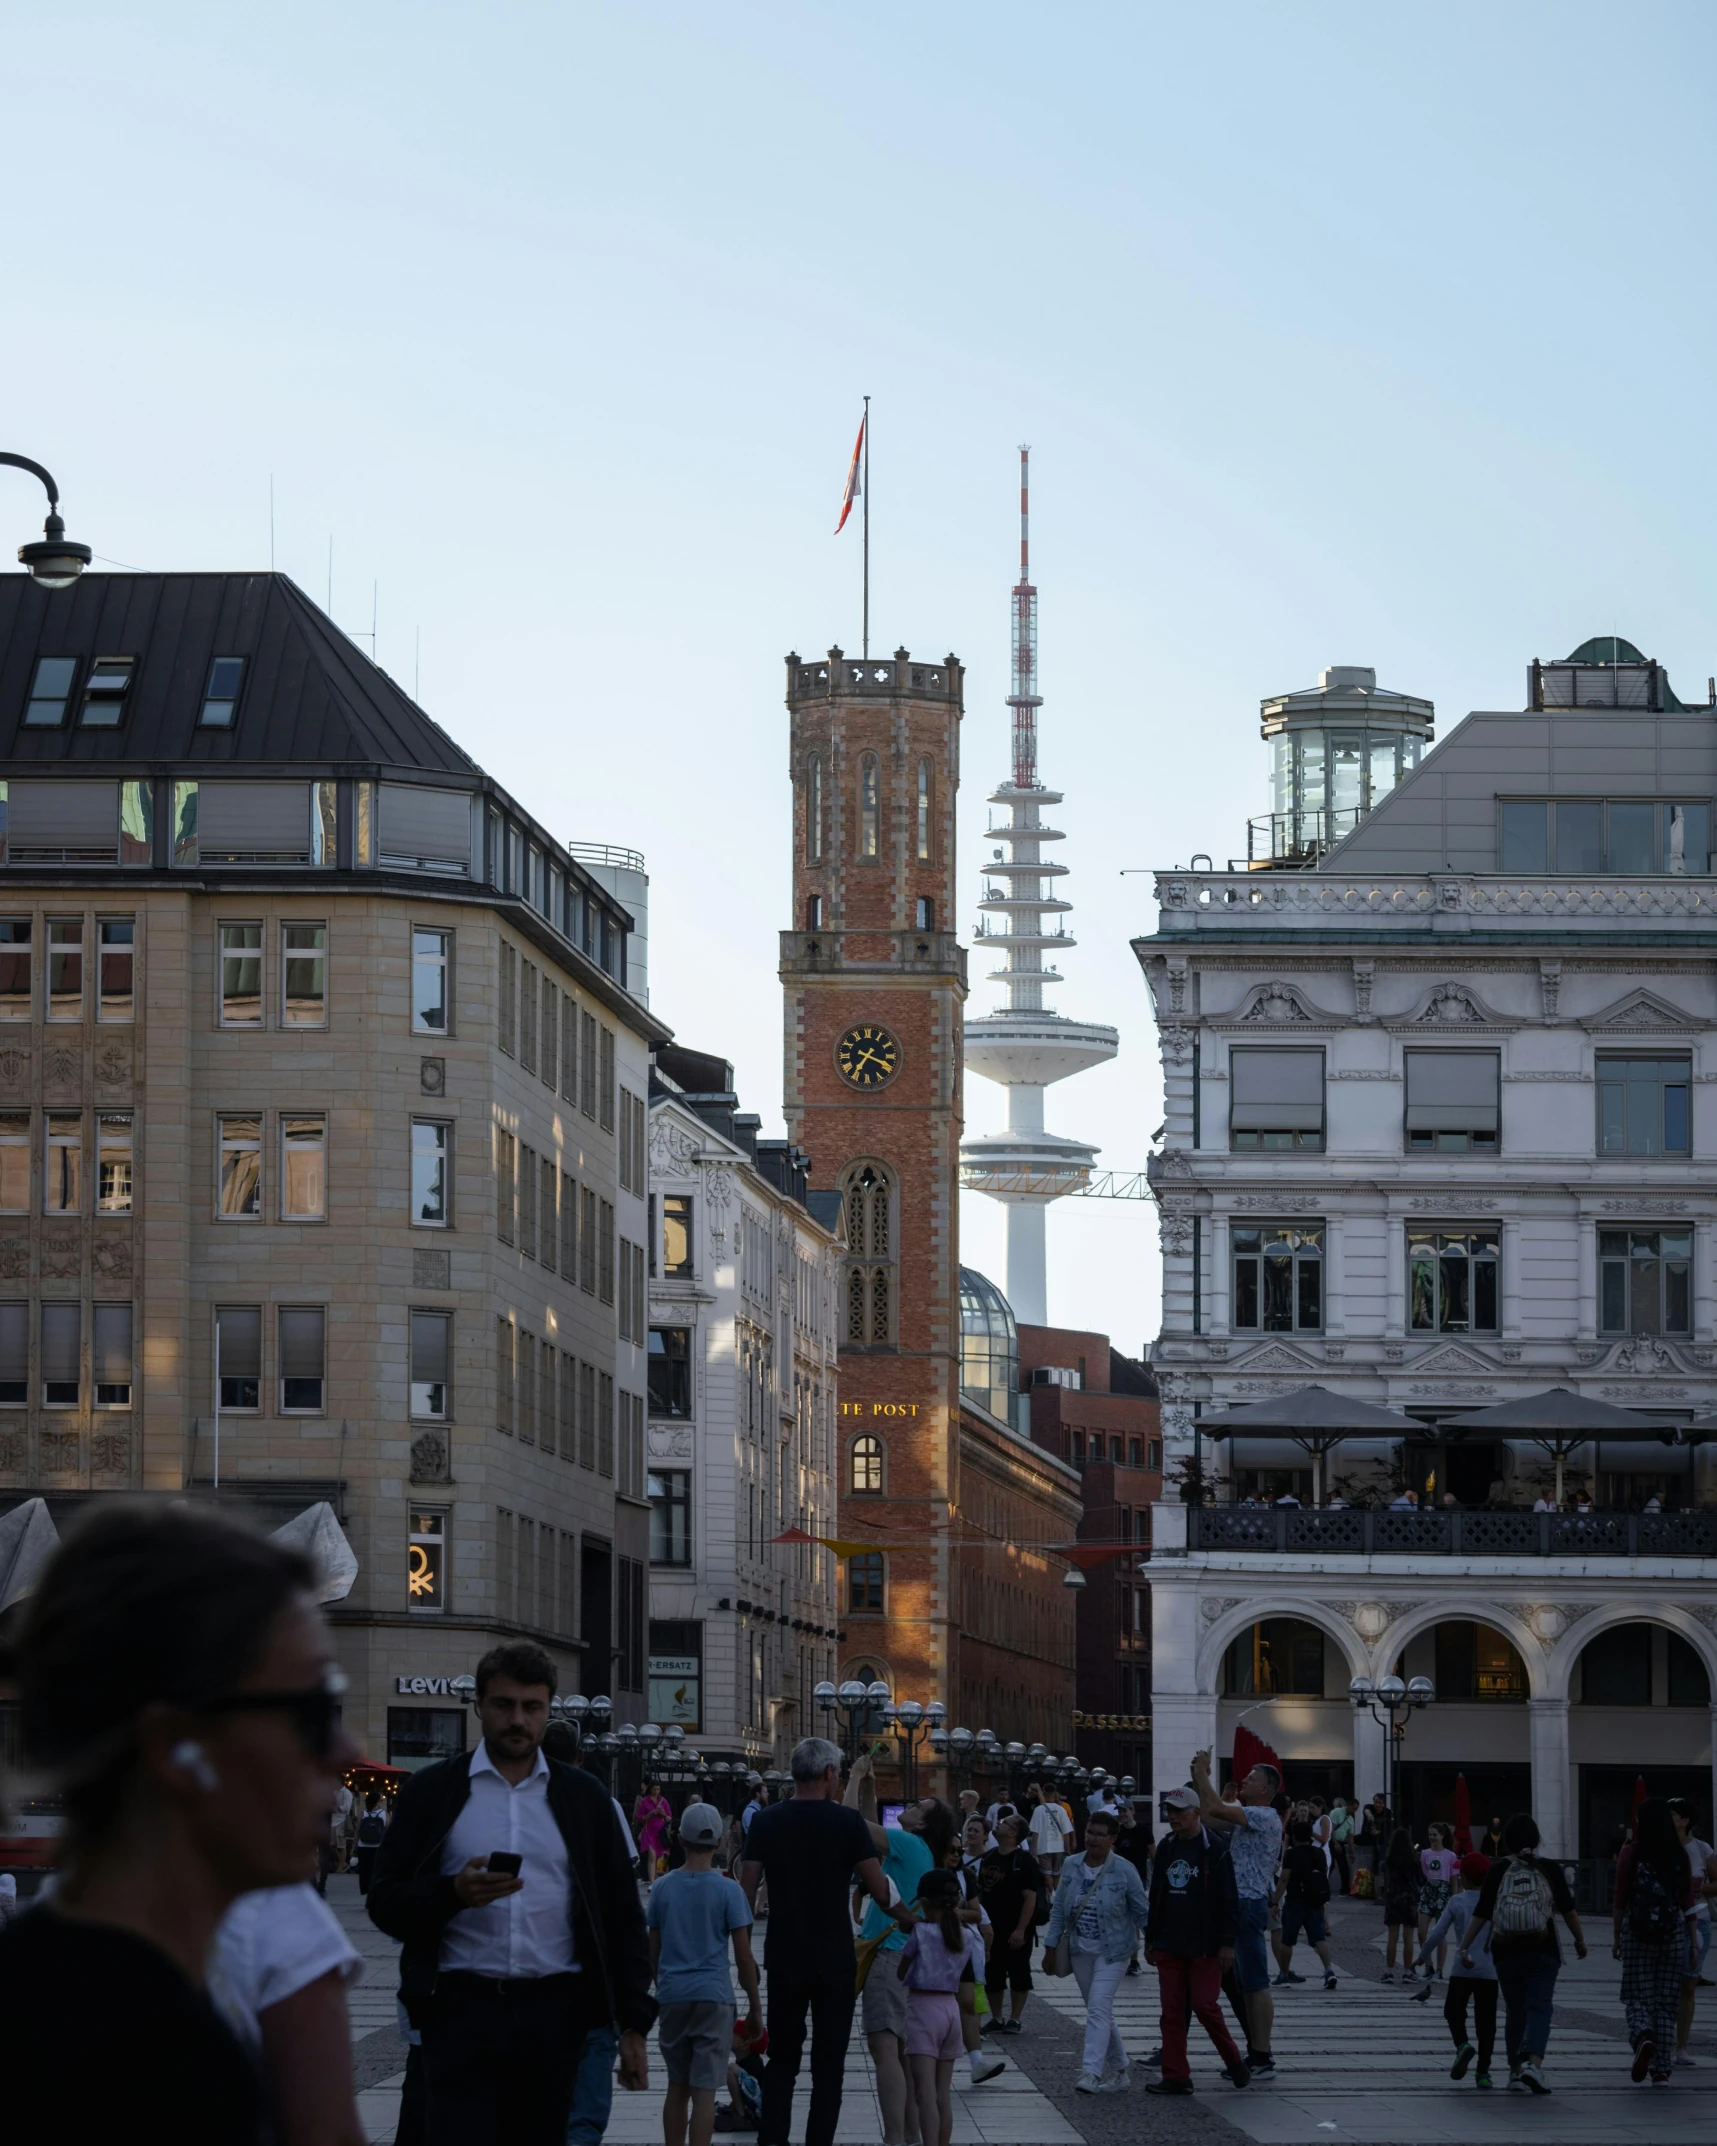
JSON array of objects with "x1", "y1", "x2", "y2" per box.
[
  {"x1": 1528, "y1": 1696, "x2": 1572, "y2": 1856},
  {"x1": 1576, "y1": 1210, "x2": 1597, "y2": 1341},
  {"x1": 1384, "y1": 1204, "x2": 1405, "y2": 1340},
  {"x1": 1149, "y1": 1574, "x2": 1218, "y2": 1816},
  {"x1": 1210, "y1": 1214, "x2": 1230, "y2": 1335},
  {"x1": 1502, "y1": 1216, "x2": 1523, "y2": 1342},
  {"x1": 1324, "y1": 1213, "x2": 1344, "y2": 1337},
  {"x1": 1695, "y1": 1220, "x2": 1716, "y2": 1345}
]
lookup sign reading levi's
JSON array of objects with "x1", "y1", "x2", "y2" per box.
[{"x1": 839, "y1": 1401, "x2": 920, "y2": 1417}]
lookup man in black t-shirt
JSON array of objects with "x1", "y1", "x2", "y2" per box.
[
  {"x1": 740, "y1": 1736, "x2": 902, "y2": 2146},
  {"x1": 1273, "y1": 1820, "x2": 1338, "y2": 1989},
  {"x1": 977, "y1": 1816, "x2": 1044, "y2": 2031}
]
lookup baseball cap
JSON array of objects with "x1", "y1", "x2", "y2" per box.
[
  {"x1": 679, "y1": 1802, "x2": 723, "y2": 1847},
  {"x1": 1162, "y1": 1786, "x2": 1201, "y2": 1811},
  {"x1": 1460, "y1": 1851, "x2": 1491, "y2": 1880}
]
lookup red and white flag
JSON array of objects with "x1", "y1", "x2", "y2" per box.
[{"x1": 834, "y1": 409, "x2": 865, "y2": 533}]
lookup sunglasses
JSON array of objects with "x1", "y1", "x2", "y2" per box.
[{"x1": 203, "y1": 1667, "x2": 348, "y2": 1759}]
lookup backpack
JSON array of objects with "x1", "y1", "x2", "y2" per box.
[
  {"x1": 1628, "y1": 1857, "x2": 1685, "y2": 1945},
  {"x1": 357, "y1": 1809, "x2": 387, "y2": 1846},
  {"x1": 1492, "y1": 1858, "x2": 1555, "y2": 1940},
  {"x1": 1294, "y1": 1852, "x2": 1331, "y2": 1908}
]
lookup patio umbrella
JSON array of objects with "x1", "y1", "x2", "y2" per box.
[
  {"x1": 1198, "y1": 1385, "x2": 1419, "y2": 1506},
  {"x1": 1233, "y1": 1720, "x2": 1285, "y2": 1790},
  {"x1": 1442, "y1": 1387, "x2": 1680, "y2": 1506},
  {"x1": 1452, "y1": 1774, "x2": 1472, "y2": 1858}
]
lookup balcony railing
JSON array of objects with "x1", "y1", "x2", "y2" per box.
[{"x1": 1186, "y1": 1505, "x2": 1717, "y2": 1557}]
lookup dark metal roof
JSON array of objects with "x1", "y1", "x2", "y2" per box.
[{"x1": 0, "y1": 572, "x2": 481, "y2": 773}]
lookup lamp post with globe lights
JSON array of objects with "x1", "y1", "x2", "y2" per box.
[
  {"x1": 1, "y1": 454, "x2": 92, "y2": 590},
  {"x1": 1349, "y1": 1671, "x2": 1434, "y2": 1831},
  {"x1": 817, "y1": 1677, "x2": 891, "y2": 1765}
]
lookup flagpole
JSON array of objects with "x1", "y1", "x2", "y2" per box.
[{"x1": 861, "y1": 393, "x2": 870, "y2": 660}]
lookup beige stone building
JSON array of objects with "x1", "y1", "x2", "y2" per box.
[{"x1": 0, "y1": 570, "x2": 668, "y2": 1764}]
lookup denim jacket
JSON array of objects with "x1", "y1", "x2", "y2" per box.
[{"x1": 1044, "y1": 1849, "x2": 1150, "y2": 1965}]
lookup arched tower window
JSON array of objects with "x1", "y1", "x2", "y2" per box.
[
  {"x1": 806, "y1": 753, "x2": 823, "y2": 864},
  {"x1": 841, "y1": 1160, "x2": 895, "y2": 1344},
  {"x1": 859, "y1": 754, "x2": 880, "y2": 859},
  {"x1": 850, "y1": 1433, "x2": 884, "y2": 1494},
  {"x1": 916, "y1": 758, "x2": 933, "y2": 862}
]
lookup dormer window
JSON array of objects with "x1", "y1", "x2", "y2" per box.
[
  {"x1": 79, "y1": 657, "x2": 135, "y2": 728},
  {"x1": 198, "y1": 656, "x2": 246, "y2": 728},
  {"x1": 23, "y1": 656, "x2": 77, "y2": 727}
]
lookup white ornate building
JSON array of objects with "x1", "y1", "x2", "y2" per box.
[
  {"x1": 646, "y1": 1044, "x2": 843, "y2": 1769},
  {"x1": 1140, "y1": 641, "x2": 1717, "y2": 1861}
]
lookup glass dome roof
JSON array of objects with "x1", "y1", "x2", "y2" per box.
[{"x1": 960, "y1": 1266, "x2": 1019, "y2": 1429}]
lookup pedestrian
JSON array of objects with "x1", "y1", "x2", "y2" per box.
[
  {"x1": 977, "y1": 1814, "x2": 1043, "y2": 2033},
  {"x1": 1461, "y1": 1811, "x2": 1588, "y2": 2094},
  {"x1": 900, "y1": 1870, "x2": 982, "y2": 2146},
  {"x1": 317, "y1": 1775, "x2": 353, "y2": 1895},
  {"x1": 960, "y1": 1813, "x2": 993, "y2": 1886},
  {"x1": 739, "y1": 1739, "x2": 906, "y2": 2146},
  {"x1": 1273, "y1": 1821, "x2": 1338, "y2": 1990},
  {"x1": 1413, "y1": 1853, "x2": 1496, "y2": 2087},
  {"x1": 1143, "y1": 1787, "x2": 1250, "y2": 2098},
  {"x1": 958, "y1": 1788, "x2": 982, "y2": 1829},
  {"x1": 925, "y1": 1802, "x2": 1005, "y2": 2086},
  {"x1": 1087, "y1": 1779, "x2": 1121, "y2": 1819},
  {"x1": 1115, "y1": 1801, "x2": 1152, "y2": 1974},
  {"x1": 209, "y1": 1882, "x2": 366, "y2": 2146},
  {"x1": 1381, "y1": 1829, "x2": 1419, "y2": 1982},
  {"x1": 636, "y1": 1781, "x2": 674, "y2": 1881},
  {"x1": 0, "y1": 1499, "x2": 358, "y2": 2146},
  {"x1": 1612, "y1": 1798, "x2": 1695, "y2": 2087},
  {"x1": 1191, "y1": 1747, "x2": 1284, "y2": 2077},
  {"x1": 367, "y1": 1641, "x2": 654, "y2": 2144},
  {"x1": 1358, "y1": 1792, "x2": 1392, "y2": 1883},
  {"x1": 1328, "y1": 1798, "x2": 1355, "y2": 1896},
  {"x1": 649, "y1": 1803, "x2": 761, "y2": 2146},
  {"x1": 1479, "y1": 1813, "x2": 1505, "y2": 1859},
  {"x1": 1415, "y1": 1822, "x2": 1459, "y2": 1980},
  {"x1": 1666, "y1": 1797, "x2": 1716, "y2": 2065},
  {"x1": 354, "y1": 1790, "x2": 388, "y2": 1897},
  {"x1": 1044, "y1": 1809, "x2": 1150, "y2": 2093},
  {"x1": 1027, "y1": 1781, "x2": 1072, "y2": 1888}
]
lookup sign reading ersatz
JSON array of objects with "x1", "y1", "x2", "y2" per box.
[{"x1": 396, "y1": 1675, "x2": 465, "y2": 1696}]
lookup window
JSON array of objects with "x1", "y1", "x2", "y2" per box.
[
  {"x1": 850, "y1": 1433, "x2": 884, "y2": 1493},
  {"x1": 648, "y1": 1327, "x2": 691, "y2": 1416},
  {"x1": 661, "y1": 1194, "x2": 693, "y2": 1277},
  {"x1": 219, "y1": 924, "x2": 263, "y2": 1026},
  {"x1": 311, "y1": 781, "x2": 337, "y2": 866},
  {"x1": 598, "y1": 1199, "x2": 615, "y2": 1303},
  {"x1": 1500, "y1": 797, "x2": 1712, "y2": 876},
  {"x1": 580, "y1": 1009, "x2": 597, "y2": 1116},
  {"x1": 93, "y1": 1304, "x2": 132, "y2": 1407},
  {"x1": 540, "y1": 1159, "x2": 557, "y2": 1271},
  {"x1": 98, "y1": 920, "x2": 134, "y2": 1020},
  {"x1": 173, "y1": 780, "x2": 199, "y2": 866},
  {"x1": 412, "y1": 1119, "x2": 450, "y2": 1227},
  {"x1": 279, "y1": 1306, "x2": 326, "y2": 1411},
  {"x1": 541, "y1": 977, "x2": 558, "y2": 1091},
  {"x1": 41, "y1": 1303, "x2": 79, "y2": 1407},
  {"x1": 842, "y1": 1161, "x2": 894, "y2": 1344},
  {"x1": 79, "y1": 657, "x2": 134, "y2": 728},
  {"x1": 1580, "y1": 1624, "x2": 1652, "y2": 1705},
  {"x1": 807, "y1": 894, "x2": 823, "y2": 929},
  {"x1": 97, "y1": 1114, "x2": 133, "y2": 1214},
  {"x1": 1408, "y1": 1228, "x2": 1499, "y2": 1332},
  {"x1": 0, "y1": 1115, "x2": 26, "y2": 1212},
  {"x1": 580, "y1": 1185, "x2": 597, "y2": 1292},
  {"x1": 519, "y1": 1143, "x2": 537, "y2": 1258},
  {"x1": 520, "y1": 959, "x2": 538, "y2": 1072},
  {"x1": 411, "y1": 1311, "x2": 451, "y2": 1419},
  {"x1": 1597, "y1": 1055, "x2": 1690, "y2": 1157},
  {"x1": 198, "y1": 655, "x2": 246, "y2": 728},
  {"x1": 1600, "y1": 1227, "x2": 1692, "y2": 1335},
  {"x1": 1223, "y1": 1619, "x2": 1325, "y2": 1697},
  {"x1": 848, "y1": 1551, "x2": 885, "y2": 1612},
  {"x1": 649, "y1": 1470, "x2": 692, "y2": 1565},
  {"x1": 0, "y1": 922, "x2": 29, "y2": 1019},
  {"x1": 413, "y1": 927, "x2": 451, "y2": 1033},
  {"x1": 218, "y1": 1115, "x2": 261, "y2": 1218},
  {"x1": 806, "y1": 753, "x2": 823, "y2": 863},
  {"x1": 46, "y1": 918, "x2": 82, "y2": 1022},
  {"x1": 281, "y1": 924, "x2": 326, "y2": 1026},
  {"x1": 859, "y1": 754, "x2": 879, "y2": 859},
  {"x1": 560, "y1": 996, "x2": 576, "y2": 1104},
  {"x1": 1232, "y1": 1222, "x2": 1323, "y2": 1331},
  {"x1": 494, "y1": 1127, "x2": 515, "y2": 1243},
  {"x1": 916, "y1": 758, "x2": 933, "y2": 861},
  {"x1": 598, "y1": 1370, "x2": 615, "y2": 1476},
  {"x1": 24, "y1": 655, "x2": 77, "y2": 727},
  {"x1": 1668, "y1": 1632, "x2": 1711, "y2": 1706},
  {"x1": 281, "y1": 1115, "x2": 326, "y2": 1220},
  {"x1": 1434, "y1": 1621, "x2": 1527, "y2": 1701},
  {"x1": 914, "y1": 896, "x2": 934, "y2": 930},
  {"x1": 45, "y1": 1113, "x2": 80, "y2": 1214},
  {"x1": 216, "y1": 1306, "x2": 261, "y2": 1409},
  {"x1": 408, "y1": 1510, "x2": 446, "y2": 1611},
  {"x1": 1404, "y1": 1049, "x2": 1499, "y2": 1151},
  {"x1": 498, "y1": 942, "x2": 516, "y2": 1055},
  {"x1": 495, "y1": 1314, "x2": 515, "y2": 1432},
  {"x1": 599, "y1": 1027, "x2": 616, "y2": 1130},
  {"x1": 561, "y1": 1171, "x2": 576, "y2": 1276},
  {"x1": 120, "y1": 779, "x2": 153, "y2": 866},
  {"x1": 578, "y1": 1358, "x2": 597, "y2": 1467},
  {"x1": 355, "y1": 781, "x2": 375, "y2": 867},
  {"x1": 1229, "y1": 1047, "x2": 1324, "y2": 1150},
  {"x1": 0, "y1": 1303, "x2": 25, "y2": 1404}
]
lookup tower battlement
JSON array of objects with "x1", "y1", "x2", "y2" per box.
[{"x1": 786, "y1": 647, "x2": 964, "y2": 707}]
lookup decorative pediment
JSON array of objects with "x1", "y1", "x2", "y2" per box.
[
  {"x1": 1228, "y1": 1341, "x2": 1320, "y2": 1375},
  {"x1": 1223, "y1": 981, "x2": 1338, "y2": 1027},
  {"x1": 1405, "y1": 1342, "x2": 1497, "y2": 1379},
  {"x1": 1580, "y1": 987, "x2": 1706, "y2": 1034},
  {"x1": 1386, "y1": 980, "x2": 1511, "y2": 1030}
]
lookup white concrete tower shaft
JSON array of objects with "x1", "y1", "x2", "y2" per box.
[{"x1": 960, "y1": 448, "x2": 1118, "y2": 1324}]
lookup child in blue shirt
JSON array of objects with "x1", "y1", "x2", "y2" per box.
[{"x1": 648, "y1": 1804, "x2": 761, "y2": 2146}]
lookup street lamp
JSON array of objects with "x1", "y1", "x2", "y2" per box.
[
  {"x1": 819, "y1": 1678, "x2": 886, "y2": 1762},
  {"x1": 1350, "y1": 1671, "x2": 1434, "y2": 1830},
  {"x1": 1, "y1": 453, "x2": 91, "y2": 590}
]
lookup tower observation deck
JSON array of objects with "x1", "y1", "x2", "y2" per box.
[{"x1": 959, "y1": 449, "x2": 1118, "y2": 1324}]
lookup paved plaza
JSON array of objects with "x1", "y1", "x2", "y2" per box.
[{"x1": 332, "y1": 1881, "x2": 1717, "y2": 2146}]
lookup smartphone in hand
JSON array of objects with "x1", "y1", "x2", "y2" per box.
[{"x1": 487, "y1": 1852, "x2": 523, "y2": 1877}]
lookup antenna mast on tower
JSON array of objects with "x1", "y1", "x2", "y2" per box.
[{"x1": 1010, "y1": 446, "x2": 1039, "y2": 790}]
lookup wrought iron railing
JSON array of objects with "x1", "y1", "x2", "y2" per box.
[{"x1": 1187, "y1": 1506, "x2": 1717, "y2": 1557}]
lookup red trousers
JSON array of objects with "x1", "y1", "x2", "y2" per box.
[{"x1": 1156, "y1": 1952, "x2": 1243, "y2": 2084}]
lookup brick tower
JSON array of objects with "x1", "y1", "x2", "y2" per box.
[{"x1": 780, "y1": 645, "x2": 967, "y2": 1718}]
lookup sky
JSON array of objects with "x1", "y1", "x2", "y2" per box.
[{"x1": 9, "y1": 2, "x2": 1717, "y2": 1349}]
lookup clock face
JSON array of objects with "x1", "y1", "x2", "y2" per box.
[{"x1": 836, "y1": 1023, "x2": 901, "y2": 1090}]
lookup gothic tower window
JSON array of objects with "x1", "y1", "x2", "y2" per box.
[
  {"x1": 859, "y1": 754, "x2": 880, "y2": 859},
  {"x1": 917, "y1": 758, "x2": 933, "y2": 862},
  {"x1": 841, "y1": 1160, "x2": 894, "y2": 1344},
  {"x1": 850, "y1": 1432, "x2": 884, "y2": 1493},
  {"x1": 806, "y1": 753, "x2": 823, "y2": 864}
]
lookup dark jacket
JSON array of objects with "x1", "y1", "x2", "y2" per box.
[
  {"x1": 367, "y1": 1751, "x2": 656, "y2": 2035},
  {"x1": 1147, "y1": 1825, "x2": 1239, "y2": 1958}
]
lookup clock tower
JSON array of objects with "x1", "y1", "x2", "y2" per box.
[{"x1": 781, "y1": 645, "x2": 966, "y2": 1716}]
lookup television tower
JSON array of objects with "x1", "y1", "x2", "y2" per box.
[{"x1": 960, "y1": 449, "x2": 1118, "y2": 1326}]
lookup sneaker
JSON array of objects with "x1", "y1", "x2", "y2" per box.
[
  {"x1": 1001, "y1": 2019, "x2": 1023, "y2": 2035},
  {"x1": 1145, "y1": 2048, "x2": 1164, "y2": 2069},
  {"x1": 1248, "y1": 2055, "x2": 1276, "y2": 2078},
  {"x1": 1451, "y1": 2041, "x2": 1475, "y2": 2081},
  {"x1": 1652, "y1": 2072, "x2": 1672, "y2": 2086},
  {"x1": 1520, "y1": 2061, "x2": 1550, "y2": 2095},
  {"x1": 1126, "y1": 1958, "x2": 1140, "y2": 1976},
  {"x1": 1323, "y1": 1972, "x2": 1338, "y2": 1991},
  {"x1": 968, "y1": 2054, "x2": 1006, "y2": 2086},
  {"x1": 1633, "y1": 2036, "x2": 1655, "y2": 2083},
  {"x1": 1475, "y1": 2072, "x2": 1493, "y2": 2090},
  {"x1": 1381, "y1": 1971, "x2": 1394, "y2": 1984},
  {"x1": 1506, "y1": 2074, "x2": 1529, "y2": 2095},
  {"x1": 1098, "y1": 2068, "x2": 1129, "y2": 2093},
  {"x1": 1675, "y1": 2051, "x2": 1696, "y2": 2068},
  {"x1": 1075, "y1": 2072, "x2": 1103, "y2": 2095},
  {"x1": 1226, "y1": 2060, "x2": 1252, "y2": 2089},
  {"x1": 1145, "y1": 2079, "x2": 1192, "y2": 2097}
]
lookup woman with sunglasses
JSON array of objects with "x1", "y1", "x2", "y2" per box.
[{"x1": 0, "y1": 1500, "x2": 359, "y2": 2145}]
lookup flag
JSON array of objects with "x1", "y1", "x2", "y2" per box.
[{"x1": 834, "y1": 410, "x2": 865, "y2": 533}]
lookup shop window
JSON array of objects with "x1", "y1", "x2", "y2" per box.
[
  {"x1": 1222, "y1": 1618, "x2": 1324, "y2": 1697},
  {"x1": 409, "y1": 1510, "x2": 446, "y2": 1612},
  {"x1": 1232, "y1": 1222, "x2": 1323, "y2": 1331}
]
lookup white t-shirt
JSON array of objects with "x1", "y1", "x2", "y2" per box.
[
  {"x1": 208, "y1": 1884, "x2": 361, "y2": 2054},
  {"x1": 1688, "y1": 1839, "x2": 1713, "y2": 1924},
  {"x1": 1087, "y1": 1789, "x2": 1120, "y2": 1818},
  {"x1": 1030, "y1": 1803, "x2": 1073, "y2": 1856}
]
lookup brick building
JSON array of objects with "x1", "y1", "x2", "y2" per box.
[
  {"x1": 779, "y1": 647, "x2": 1080, "y2": 1754},
  {"x1": 1019, "y1": 1321, "x2": 1160, "y2": 1784}
]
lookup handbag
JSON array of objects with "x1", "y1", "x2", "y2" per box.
[
  {"x1": 1041, "y1": 1933, "x2": 1073, "y2": 1977},
  {"x1": 853, "y1": 1927, "x2": 892, "y2": 1994}
]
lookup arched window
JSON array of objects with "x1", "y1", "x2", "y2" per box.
[
  {"x1": 806, "y1": 754, "x2": 823, "y2": 864},
  {"x1": 859, "y1": 754, "x2": 879, "y2": 859},
  {"x1": 916, "y1": 758, "x2": 933, "y2": 861},
  {"x1": 850, "y1": 1433, "x2": 884, "y2": 1494},
  {"x1": 848, "y1": 1555, "x2": 885, "y2": 1612},
  {"x1": 841, "y1": 1161, "x2": 894, "y2": 1345}
]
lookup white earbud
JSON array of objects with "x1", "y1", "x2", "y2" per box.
[{"x1": 170, "y1": 1740, "x2": 221, "y2": 1793}]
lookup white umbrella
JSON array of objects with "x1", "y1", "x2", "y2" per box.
[
  {"x1": 0, "y1": 1497, "x2": 59, "y2": 1612},
  {"x1": 271, "y1": 1501, "x2": 359, "y2": 1603}
]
